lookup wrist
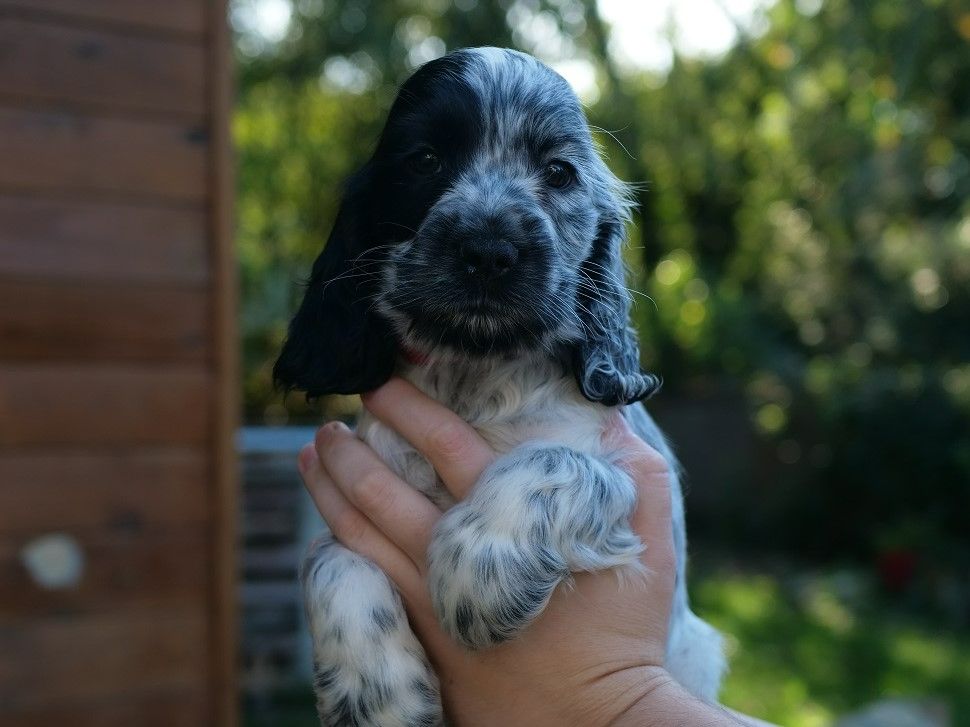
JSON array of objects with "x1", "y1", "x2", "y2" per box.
[
  {"x1": 573, "y1": 665, "x2": 673, "y2": 727},
  {"x1": 612, "y1": 671, "x2": 755, "y2": 727},
  {"x1": 607, "y1": 667, "x2": 682, "y2": 727}
]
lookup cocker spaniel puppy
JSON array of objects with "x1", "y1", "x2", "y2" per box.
[{"x1": 275, "y1": 47, "x2": 726, "y2": 727}]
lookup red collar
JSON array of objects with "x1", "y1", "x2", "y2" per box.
[{"x1": 400, "y1": 345, "x2": 431, "y2": 366}]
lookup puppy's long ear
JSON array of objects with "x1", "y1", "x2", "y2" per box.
[
  {"x1": 572, "y1": 214, "x2": 661, "y2": 407},
  {"x1": 273, "y1": 166, "x2": 397, "y2": 398}
]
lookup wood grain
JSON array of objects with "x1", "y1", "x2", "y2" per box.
[
  {"x1": 0, "y1": 279, "x2": 209, "y2": 362},
  {"x1": 0, "y1": 0, "x2": 206, "y2": 36},
  {"x1": 0, "y1": 450, "x2": 208, "y2": 536},
  {"x1": 0, "y1": 530, "x2": 209, "y2": 617},
  {"x1": 0, "y1": 690, "x2": 208, "y2": 727},
  {"x1": 0, "y1": 106, "x2": 207, "y2": 201},
  {"x1": 206, "y1": 1, "x2": 240, "y2": 724},
  {"x1": 0, "y1": 0, "x2": 238, "y2": 722},
  {"x1": 0, "y1": 365, "x2": 210, "y2": 447},
  {"x1": 0, "y1": 196, "x2": 208, "y2": 284},
  {"x1": 0, "y1": 605, "x2": 207, "y2": 709},
  {"x1": 0, "y1": 18, "x2": 206, "y2": 116}
]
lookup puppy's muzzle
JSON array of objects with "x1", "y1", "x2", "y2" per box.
[{"x1": 432, "y1": 173, "x2": 547, "y2": 285}]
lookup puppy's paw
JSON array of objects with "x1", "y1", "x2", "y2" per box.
[{"x1": 427, "y1": 503, "x2": 569, "y2": 649}]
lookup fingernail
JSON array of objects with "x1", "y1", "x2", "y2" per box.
[
  {"x1": 316, "y1": 420, "x2": 348, "y2": 444},
  {"x1": 298, "y1": 442, "x2": 316, "y2": 474}
]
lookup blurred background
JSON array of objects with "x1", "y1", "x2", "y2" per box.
[
  {"x1": 0, "y1": 0, "x2": 965, "y2": 725},
  {"x1": 231, "y1": 0, "x2": 969, "y2": 725}
]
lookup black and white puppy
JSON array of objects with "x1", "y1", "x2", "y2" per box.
[{"x1": 275, "y1": 47, "x2": 726, "y2": 727}]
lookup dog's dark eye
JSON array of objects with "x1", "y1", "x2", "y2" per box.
[
  {"x1": 409, "y1": 150, "x2": 442, "y2": 176},
  {"x1": 544, "y1": 161, "x2": 574, "y2": 189}
]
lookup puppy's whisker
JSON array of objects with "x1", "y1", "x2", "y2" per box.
[
  {"x1": 320, "y1": 266, "x2": 386, "y2": 295},
  {"x1": 577, "y1": 264, "x2": 658, "y2": 311},
  {"x1": 589, "y1": 124, "x2": 636, "y2": 161},
  {"x1": 378, "y1": 221, "x2": 420, "y2": 236}
]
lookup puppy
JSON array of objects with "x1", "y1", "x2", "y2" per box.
[{"x1": 275, "y1": 47, "x2": 726, "y2": 727}]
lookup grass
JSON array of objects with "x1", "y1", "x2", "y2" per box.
[
  {"x1": 244, "y1": 562, "x2": 970, "y2": 726},
  {"x1": 691, "y1": 560, "x2": 970, "y2": 726}
]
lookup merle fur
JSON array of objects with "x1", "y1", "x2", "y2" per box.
[{"x1": 278, "y1": 48, "x2": 725, "y2": 727}]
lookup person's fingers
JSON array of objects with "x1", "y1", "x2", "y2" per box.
[
  {"x1": 603, "y1": 414, "x2": 675, "y2": 570},
  {"x1": 302, "y1": 439, "x2": 461, "y2": 659},
  {"x1": 361, "y1": 378, "x2": 495, "y2": 500},
  {"x1": 314, "y1": 422, "x2": 442, "y2": 565},
  {"x1": 298, "y1": 442, "x2": 422, "y2": 594}
]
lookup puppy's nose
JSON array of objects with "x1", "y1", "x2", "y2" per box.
[{"x1": 459, "y1": 238, "x2": 518, "y2": 279}]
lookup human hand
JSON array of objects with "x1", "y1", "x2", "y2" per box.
[{"x1": 298, "y1": 377, "x2": 679, "y2": 726}]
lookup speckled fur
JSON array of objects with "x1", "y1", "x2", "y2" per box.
[{"x1": 284, "y1": 47, "x2": 726, "y2": 726}]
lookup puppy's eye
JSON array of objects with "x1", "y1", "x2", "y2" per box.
[
  {"x1": 409, "y1": 150, "x2": 442, "y2": 176},
  {"x1": 544, "y1": 161, "x2": 574, "y2": 189}
]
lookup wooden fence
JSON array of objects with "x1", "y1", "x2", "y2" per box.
[{"x1": 0, "y1": 1, "x2": 237, "y2": 724}]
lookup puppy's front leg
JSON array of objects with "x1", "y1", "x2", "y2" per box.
[
  {"x1": 303, "y1": 535, "x2": 443, "y2": 726},
  {"x1": 427, "y1": 444, "x2": 642, "y2": 649}
]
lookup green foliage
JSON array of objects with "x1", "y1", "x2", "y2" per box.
[
  {"x1": 234, "y1": 0, "x2": 969, "y2": 582},
  {"x1": 236, "y1": 80, "x2": 384, "y2": 421},
  {"x1": 692, "y1": 562, "x2": 970, "y2": 726},
  {"x1": 607, "y1": 0, "x2": 970, "y2": 574}
]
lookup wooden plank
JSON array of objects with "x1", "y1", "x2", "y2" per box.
[
  {"x1": 0, "y1": 279, "x2": 209, "y2": 360},
  {"x1": 0, "y1": 106, "x2": 207, "y2": 201},
  {"x1": 0, "y1": 0, "x2": 206, "y2": 36},
  {"x1": 0, "y1": 450, "x2": 208, "y2": 536},
  {"x1": 0, "y1": 18, "x2": 206, "y2": 116},
  {"x1": 0, "y1": 604, "x2": 207, "y2": 710},
  {"x1": 0, "y1": 365, "x2": 210, "y2": 447},
  {"x1": 0, "y1": 196, "x2": 208, "y2": 284},
  {"x1": 0, "y1": 689, "x2": 208, "y2": 727},
  {"x1": 0, "y1": 279, "x2": 209, "y2": 362},
  {"x1": 207, "y1": 1, "x2": 239, "y2": 724},
  {"x1": 0, "y1": 530, "x2": 209, "y2": 617}
]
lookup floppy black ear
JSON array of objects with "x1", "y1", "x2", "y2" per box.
[
  {"x1": 572, "y1": 215, "x2": 661, "y2": 407},
  {"x1": 273, "y1": 167, "x2": 397, "y2": 398}
]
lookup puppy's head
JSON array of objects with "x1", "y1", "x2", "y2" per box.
[{"x1": 274, "y1": 48, "x2": 659, "y2": 406}]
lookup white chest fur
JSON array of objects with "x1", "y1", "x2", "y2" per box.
[{"x1": 356, "y1": 355, "x2": 611, "y2": 508}]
